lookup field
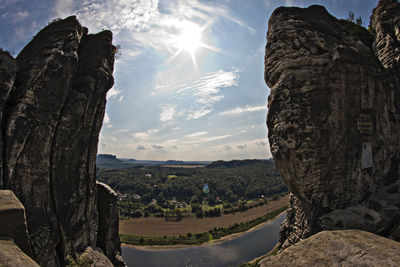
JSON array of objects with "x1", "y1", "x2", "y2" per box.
[{"x1": 119, "y1": 194, "x2": 289, "y2": 236}]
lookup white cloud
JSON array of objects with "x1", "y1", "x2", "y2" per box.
[
  {"x1": 186, "y1": 108, "x2": 213, "y2": 120},
  {"x1": 156, "y1": 68, "x2": 239, "y2": 120},
  {"x1": 132, "y1": 132, "x2": 149, "y2": 140},
  {"x1": 160, "y1": 105, "x2": 176, "y2": 122},
  {"x1": 107, "y1": 87, "x2": 124, "y2": 102},
  {"x1": 11, "y1": 10, "x2": 28, "y2": 22},
  {"x1": 185, "y1": 131, "x2": 208, "y2": 138},
  {"x1": 73, "y1": 0, "x2": 158, "y2": 33},
  {"x1": 132, "y1": 128, "x2": 160, "y2": 140},
  {"x1": 53, "y1": 0, "x2": 74, "y2": 18},
  {"x1": 220, "y1": 105, "x2": 265, "y2": 116},
  {"x1": 103, "y1": 113, "x2": 110, "y2": 124},
  {"x1": 67, "y1": 0, "x2": 254, "y2": 57},
  {"x1": 148, "y1": 128, "x2": 159, "y2": 134}
]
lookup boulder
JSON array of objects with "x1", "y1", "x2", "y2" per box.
[
  {"x1": 0, "y1": 239, "x2": 39, "y2": 267},
  {"x1": 258, "y1": 230, "x2": 400, "y2": 267},
  {"x1": 0, "y1": 190, "x2": 31, "y2": 256}
]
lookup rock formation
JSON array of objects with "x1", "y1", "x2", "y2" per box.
[
  {"x1": 97, "y1": 182, "x2": 124, "y2": 266},
  {"x1": 258, "y1": 229, "x2": 400, "y2": 267},
  {"x1": 265, "y1": 0, "x2": 400, "y2": 248},
  {"x1": 0, "y1": 16, "x2": 124, "y2": 266},
  {"x1": 0, "y1": 190, "x2": 32, "y2": 258}
]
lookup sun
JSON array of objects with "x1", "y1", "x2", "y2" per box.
[
  {"x1": 166, "y1": 20, "x2": 220, "y2": 68},
  {"x1": 177, "y1": 25, "x2": 202, "y2": 54}
]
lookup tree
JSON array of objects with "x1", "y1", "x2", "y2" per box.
[
  {"x1": 348, "y1": 11, "x2": 354, "y2": 22},
  {"x1": 356, "y1": 16, "x2": 362, "y2": 26}
]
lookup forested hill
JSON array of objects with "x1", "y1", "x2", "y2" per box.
[
  {"x1": 96, "y1": 159, "x2": 287, "y2": 205},
  {"x1": 206, "y1": 159, "x2": 274, "y2": 168}
]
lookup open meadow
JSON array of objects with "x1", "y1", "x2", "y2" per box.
[{"x1": 119, "y1": 194, "x2": 289, "y2": 236}]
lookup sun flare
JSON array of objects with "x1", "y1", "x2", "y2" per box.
[
  {"x1": 166, "y1": 20, "x2": 220, "y2": 68},
  {"x1": 177, "y1": 26, "x2": 202, "y2": 54}
]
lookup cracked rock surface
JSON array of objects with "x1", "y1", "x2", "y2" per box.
[
  {"x1": 265, "y1": 0, "x2": 400, "y2": 248},
  {"x1": 0, "y1": 16, "x2": 122, "y2": 266}
]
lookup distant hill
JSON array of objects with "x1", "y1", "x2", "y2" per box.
[
  {"x1": 96, "y1": 155, "x2": 212, "y2": 169},
  {"x1": 206, "y1": 159, "x2": 273, "y2": 168}
]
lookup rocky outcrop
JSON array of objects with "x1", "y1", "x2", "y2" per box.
[
  {"x1": 74, "y1": 247, "x2": 114, "y2": 267},
  {"x1": 0, "y1": 190, "x2": 32, "y2": 257},
  {"x1": 0, "y1": 16, "x2": 122, "y2": 266},
  {"x1": 0, "y1": 239, "x2": 39, "y2": 267},
  {"x1": 265, "y1": 0, "x2": 400, "y2": 248},
  {"x1": 97, "y1": 182, "x2": 124, "y2": 267},
  {"x1": 0, "y1": 52, "x2": 17, "y2": 188},
  {"x1": 258, "y1": 230, "x2": 400, "y2": 267}
]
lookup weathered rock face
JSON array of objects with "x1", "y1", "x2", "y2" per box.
[
  {"x1": 0, "y1": 16, "x2": 121, "y2": 266},
  {"x1": 265, "y1": 0, "x2": 400, "y2": 248},
  {"x1": 0, "y1": 190, "x2": 32, "y2": 257},
  {"x1": 258, "y1": 230, "x2": 400, "y2": 267},
  {"x1": 0, "y1": 239, "x2": 40, "y2": 267},
  {"x1": 0, "y1": 52, "x2": 17, "y2": 188},
  {"x1": 97, "y1": 182, "x2": 124, "y2": 267}
]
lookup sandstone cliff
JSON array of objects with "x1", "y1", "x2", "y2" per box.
[
  {"x1": 265, "y1": 0, "x2": 400, "y2": 249},
  {"x1": 0, "y1": 17, "x2": 123, "y2": 266}
]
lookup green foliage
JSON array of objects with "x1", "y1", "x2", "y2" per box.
[
  {"x1": 355, "y1": 16, "x2": 362, "y2": 26},
  {"x1": 97, "y1": 159, "x2": 287, "y2": 207},
  {"x1": 66, "y1": 255, "x2": 90, "y2": 267},
  {"x1": 0, "y1": 47, "x2": 14, "y2": 56},
  {"x1": 347, "y1": 11, "x2": 355, "y2": 22},
  {"x1": 120, "y1": 205, "x2": 288, "y2": 246}
]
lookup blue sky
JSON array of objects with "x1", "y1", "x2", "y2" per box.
[{"x1": 1, "y1": 0, "x2": 379, "y2": 160}]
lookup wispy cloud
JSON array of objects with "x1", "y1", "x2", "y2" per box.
[
  {"x1": 256, "y1": 141, "x2": 267, "y2": 147},
  {"x1": 159, "y1": 68, "x2": 240, "y2": 120},
  {"x1": 152, "y1": 144, "x2": 164, "y2": 150},
  {"x1": 220, "y1": 105, "x2": 265, "y2": 116},
  {"x1": 185, "y1": 131, "x2": 208, "y2": 138},
  {"x1": 53, "y1": 0, "x2": 74, "y2": 18},
  {"x1": 103, "y1": 113, "x2": 113, "y2": 128},
  {"x1": 137, "y1": 145, "x2": 146, "y2": 150},
  {"x1": 107, "y1": 87, "x2": 124, "y2": 102},
  {"x1": 62, "y1": 0, "x2": 254, "y2": 57},
  {"x1": 237, "y1": 144, "x2": 247, "y2": 149},
  {"x1": 71, "y1": 0, "x2": 158, "y2": 33},
  {"x1": 0, "y1": 0, "x2": 21, "y2": 9},
  {"x1": 132, "y1": 128, "x2": 160, "y2": 140},
  {"x1": 160, "y1": 105, "x2": 176, "y2": 122}
]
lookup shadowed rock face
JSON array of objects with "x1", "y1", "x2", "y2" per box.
[
  {"x1": 0, "y1": 17, "x2": 120, "y2": 266},
  {"x1": 265, "y1": 0, "x2": 400, "y2": 248}
]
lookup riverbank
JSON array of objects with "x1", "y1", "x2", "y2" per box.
[
  {"x1": 119, "y1": 195, "x2": 289, "y2": 237},
  {"x1": 122, "y1": 209, "x2": 287, "y2": 251},
  {"x1": 120, "y1": 213, "x2": 287, "y2": 267},
  {"x1": 120, "y1": 205, "x2": 288, "y2": 247}
]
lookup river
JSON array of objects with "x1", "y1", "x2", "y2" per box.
[{"x1": 121, "y1": 213, "x2": 286, "y2": 267}]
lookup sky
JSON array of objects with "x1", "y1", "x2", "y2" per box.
[{"x1": 0, "y1": 0, "x2": 379, "y2": 161}]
